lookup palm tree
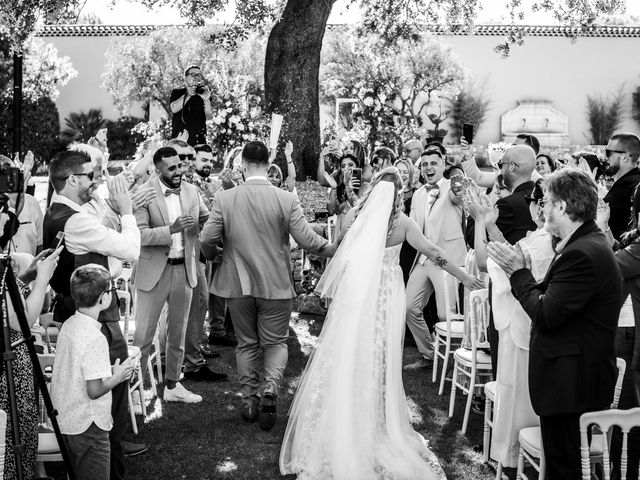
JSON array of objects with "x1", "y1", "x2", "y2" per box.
[{"x1": 61, "y1": 108, "x2": 106, "y2": 143}]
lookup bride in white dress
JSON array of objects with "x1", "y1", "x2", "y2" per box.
[{"x1": 280, "y1": 167, "x2": 483, "y2": 480}]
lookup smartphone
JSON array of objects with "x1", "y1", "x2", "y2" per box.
[
  {"x1": 463, "y1": 124, "x2": 474, "y2": 144},
  {"x1": 351, "y1": 168, "x2": 362, "y2": 184},
  {"x1": 55, "y1": 231, "x2": 65, "y2": 250}
]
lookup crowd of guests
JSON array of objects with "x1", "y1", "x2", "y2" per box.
[{"x1": 0, "y1": 120, "x2": 639, "y2": 480}]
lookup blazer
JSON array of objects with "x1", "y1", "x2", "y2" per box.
[
  {"x1": 200, "y1": 178, "x2": 328, "y2": 299},
  {"x1": 410, "y1": 180, "x2": 466, "y2": 267},
  {"x1": 496, "y1": 181, "x2": 537, "y2": 245},
  {"x1": 510, "y1": 220, "x2": 623, "y2": 416},
  {"x1": 615, "y1": 237, "x2": 640, "y2": 370},
  {"x1": 134, "y1": 177, "x2": 209, "y2": 291},
  {"x1": 604, "y1": 168, "x2": 640, "y2": 241}
]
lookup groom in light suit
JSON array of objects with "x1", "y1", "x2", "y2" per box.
[
  {"x1": 134, "y1": 146, "x2": 210, "y2": 403},
  {"x1": 200, "y1": 141, "x2": 331, "y2": 430},
  {"x1": 404, "y1": 147, "x2": 467, "y2": 370}
]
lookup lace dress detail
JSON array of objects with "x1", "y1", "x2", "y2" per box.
[{"x1": 280, "y1": 245, "x2": 445, "y2": 480}]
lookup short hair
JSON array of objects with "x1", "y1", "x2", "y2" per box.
[
  {"x1": 424, "y1": 140, "x2": 447, "y2": 156},
  {"x1": 610, "y1": 132, "x2": 640, "y2": 161},
  {"x1": 544, "y1": 169, "x2": 598, "y2": 222},
  {"x1": 242, "y1": 141, "x2": 269, "y2": 166},
  {"x1": 515, "y1": 134, "x2": 540, "y2": 155},
  {"x1": 70, "y1": 264, "x2": 112, "y2": 308},
  {"x1": 166, "y1": 139, "x2": 189, "y2": 149},
  {"x1": 49, "y1": 150, "x2": 92, "y2": 193},
  {"x1": 153, "y1": 147, "x2": 178, "y2": 166},
  {"x1": 184, "y1": 65, "x2": 200, "y2": 76},
  {"x1": 68, "y1": 143, "x2": 103, "y2": 165},
  {"x1": 194, "y1": 144, "x2": 213, "y2": 154}
]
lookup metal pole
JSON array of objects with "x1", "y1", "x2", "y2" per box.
[{"x1": 12, "y1": 52, "x2": 23, "y2": 158}]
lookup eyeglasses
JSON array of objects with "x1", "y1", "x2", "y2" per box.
[
  {"x1": 537, "y1": 199, "x2": 546, "y2": 208},
  {"x1": 605, "y1": 149, "x2": 627, "y2": 158},
  {"x1": 186, "y1": 72, "x2": 202, "y2": 77},
  {"x1": 103, "y1": 287, "x2": 118, "y2": 296},
  {"x1": 178, "y1": 154, "x2": 194, "y2": 161},
  {"x1": 66, "y1": 172, "x2": 95, "y2": 181},
  {"x1": 497, "y1": 161, "x2": 518, "y2": 169}
]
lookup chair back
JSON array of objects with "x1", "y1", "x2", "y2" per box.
[
  {"x1": 0, "y1": 409, "x2": 6, "y2": 477},
  {"x1": 467, "y1": 288, "x2": 490, "y2": 353},
  {"x1": 611, "y1": 358, "x2": 626, "y2": 409},
  {"x1": 39, "y1": 313, "x2": 62, "y2": 354},
  {"x1": 579, "y1": 407, "x2": 640, "y2": 480},
  {"x1": 327, "y1": 215, "x2": 337, "y2": 243},
  {"x1": 36, "y1": 353, "x2": 56, "y2": 425},
  {"x1": 443, "y1": 271, "x2": 465, "y2": 330}
]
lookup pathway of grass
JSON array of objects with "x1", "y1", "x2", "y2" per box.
[{"x1": 50, "y1": 312, "x2": 495, "y2": 479}]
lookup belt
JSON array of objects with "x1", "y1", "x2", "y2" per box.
[{"x1": 167, "y1": 257, "x2": 185, "y2": 265}]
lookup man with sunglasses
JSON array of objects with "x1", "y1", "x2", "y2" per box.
[
  {"x1": 44, "y1": 149, "x2": 142, "y2": 480},
  {"x1": 170, "y1": 65, "x2": 213, "y2": 146},
  {"x1": 603, "y1": 133, "x2": 640, "y2": 241}
]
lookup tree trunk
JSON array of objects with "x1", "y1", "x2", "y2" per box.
[{"x1": 264, "y1": 0, "x2": 335, "y2": 180}]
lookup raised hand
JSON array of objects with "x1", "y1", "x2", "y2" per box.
[
  {"x1": 170, "y1": 214, "x2": 196, "y2": 234},
  {"x1": 486, "y1": 241, "x2": 527, "y2": 276},
  {"x1": 177, "y1": 130, "x2": 189, "y2": 143},
  {"x1": 285, "y1": 141, "x2": 294, "y2": 158},
  {"x1": 218, "y1": 168, "x2": 236, "y2": 190},
  {"x1": 35, "y1": 245, "x2": 63, "y2": 284},
  {"x1": 108, "y1": 174, "x2": 133, "y2": 215},
  {"x1": 131, "y1": 187, "x2": 156, "y2": 211}
]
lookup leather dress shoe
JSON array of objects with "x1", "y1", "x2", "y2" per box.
[
  {"x1": 199, "y1": 345, "x2": 221, "y2": 358},
  {"x1": 241, "y1": 404, "x2": 258, "y2": 423},
  {"x1": 122, "y1": 440, "x2": 148, "y2": 457},
  {"x1": 183, "y1": 366, "x2": 228, "y2": 382},
  {"x1": 258, "y1": 394, "x2": 277, "y2": 431}
]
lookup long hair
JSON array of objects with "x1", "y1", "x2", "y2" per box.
[
  {"x1": 353, "y1": 166, "x2": 403, "y2": 238},
  {"x1": 267, "y1": 163, "x2": 283, "y2": 188}
]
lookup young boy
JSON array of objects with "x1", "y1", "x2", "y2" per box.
[{"x1": 51, "y1": 264, "x2": 134, "y2": 480}]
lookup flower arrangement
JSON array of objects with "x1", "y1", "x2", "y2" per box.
[
  {"x1": 207, "y1": 98, "x2": 270, "y2": 154},
  {"x1": 487, "y1": 141, "x2": 511, "y2": 167}
]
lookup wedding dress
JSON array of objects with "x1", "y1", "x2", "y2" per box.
[{"x1": 280, "y1": 181, "x2": 445, "y2": 480}]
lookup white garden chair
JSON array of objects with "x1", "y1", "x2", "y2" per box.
[
  {"x1": 448, "y1": 288, "x2": 492, "y2": 434},
  {"x1": 483, "y1": 380, "x2": 504, "y2": 479}
]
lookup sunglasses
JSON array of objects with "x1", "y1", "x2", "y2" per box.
[
  {"x1": 67, "y1": 171, "x2": 95, "y2": 181},
  {"x1": 178, "y1": 154, "x2": 195, "y2": 161},
  {"x1": 497, "y1": 161, "x2": 518, "y2": 169},
  {"x1": 605, "y1": 149, "x2": 627, "y2": 158}
]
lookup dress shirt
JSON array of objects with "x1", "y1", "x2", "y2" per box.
[
  {"x1": 158, "y1": 181, "x2": 185, "y2": 258},
  {"x1": 50, "y1": 311, "x2": 114, "y2": 435},
  {"x1": 418, "y1": 178, "x2": 446, "y2": 265},
  {"x1": 554, "y1": 224, "x2": 581, "y2": 254},
  {"x1": 245, "y1": 175, "x2": 268, "y2": 182},
  {"x1": 618, "y1": 295, "x2": 635, "y2": 327},
  {"x1": 50, "y1": 193, "x2": 140, "y2": 264},
  {"x1": 11, "y1": 194, "x2": 43, "y2": 255}
]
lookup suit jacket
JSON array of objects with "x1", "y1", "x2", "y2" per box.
[
  {"x1": 510, "y1": 220, "x2": 623, "y2": 416},
  {"x1": 496, "y1": 181, "x2": 537, "y2": 245},
  {"x1": 200, "y1": 178, "x2": 327, "y2": 299},
  {"x1": 615, "y1": 237, "x2": 640, "y2": 370},
  {"x1": 410, "y1": 180, "x2": 466, "y2": 267},
  {"x1": 134, "y1": 177, "x2": 209, "y2": 291},
  {"x1": 605, "y1": 167, "x2": 640, "y2": 241}
]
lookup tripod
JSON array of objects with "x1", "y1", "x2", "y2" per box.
[{"x1": 0, "y1": 255, "x2": 75, "y2": 480}]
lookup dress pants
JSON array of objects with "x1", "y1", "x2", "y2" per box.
[
  {"x1": 405, "y1": 260, "x2": 458, "y2": 359},
  {"x1": 227, "y1": 297, "x2": 292, "y2": 407},
  {"x1": 611, "y1": 327, "x2": 640, "y2": 480},
  {"x1": 539, "y1": 412, "x2": 585, "y2": 480},
  {"x1": 183, "y1": 260, "x2": 208, "y2": 372},
  {"x1": 134, "y1": 262, "x2": 192, "y2": 382},
  {"x1": 207, "y1": 261, "x2": 229, "y2": 337}
]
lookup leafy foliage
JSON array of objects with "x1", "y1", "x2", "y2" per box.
[
  {"x1": 102, "y1": 27, "x2": 265, "y2": 116},
  {"x1": 61, "y1": 108, "x2": 107, "y2": 144},
  {"x1": 105, "y1": 116, "x2": 146, "y2": 160},
  {"x1": 632, "y1": 84, "x2": 640, "y2": 130},
  {"x1": 448, "y1": 81, "x2": 491, "y2": 142},
  {"x1": 586, "y1": 88, "x2": 625, "y2": 145},
  {"x1": 0, "y1": 94, "x2": 60, "y2": 163}
]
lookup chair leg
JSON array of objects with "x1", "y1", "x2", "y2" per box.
[
  {"x1": 539, "y1": 452, "x2": 546, "y2": 480},
  {"x1": 448, "y1": 361, "x2": 458, "y2": 418},
  {"x1": 516, "y1": 448, "x2": 525, "y2": 479},
  {"x1": 154, "y1": 335, "x2": 163, "y2": 384},
  {"x1": 495, "y1": 462, "x2": 503, "y2": 480},
  {"x1": 432, "y1": 336, "x2": 439, "y2": 383},
  {"x1": 136, "y1": 363, "x2": 147, "y2": 419},
  {"x1": 127, "y1": 384, "x2": 138, "y2": 435},
  {"x1": 438, "y1": 339, "x2": 451, "y2": 395},
  {"x1": 147, "y1": 356, "x2": 157, "y2": 396},
  {"x1": 483, "y1": 396, "x2": 491, "y2": 463},
  {"x1": 462, "y1": 369, "x2": 476, "y2": 434}
]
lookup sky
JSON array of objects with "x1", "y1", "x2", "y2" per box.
[{"x1": 82, "y1": 0, "x2": 640, "y2": 26}]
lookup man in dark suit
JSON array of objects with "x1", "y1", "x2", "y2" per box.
[
  {"x1": 603, "y1": 132, "x2": 640, "y2": 241},
  {"x1": 488, "y1": 169, "x2": 623, "y2": 479}
]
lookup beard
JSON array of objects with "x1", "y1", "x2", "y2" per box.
[
  {"x1": 604, "y1": 163, "x2": 619, "y2": 176},
  {"x1": 162, "y1": 172, "x2": 182, "y2": 188},
  {"x1": 196, "y1": 167, "x2": 211, "y2": 178}
]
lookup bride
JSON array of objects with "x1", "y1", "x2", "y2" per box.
[{"x1": 280, "y1": 167, "x2": 483, "y2": 479}]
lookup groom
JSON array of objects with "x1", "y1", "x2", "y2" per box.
[{"x1": 200, "y1": 140, "x2": 332, "y2": 430}]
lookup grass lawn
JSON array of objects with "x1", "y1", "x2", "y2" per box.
[{"x1": 49, "y1": 312, "x2": 495, "y2": 480}]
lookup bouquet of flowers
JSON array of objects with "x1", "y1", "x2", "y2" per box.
[{"x1": 207, "y1": 98, "x2": 270, "y2": 155}]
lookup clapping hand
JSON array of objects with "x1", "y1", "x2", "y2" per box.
[
  {"x1": 596, "y1": 199, "x2": 610, "y2": 232},
  {"x1": 170, "y1": 215, "x2": 196, "y2": 234},
  {"x1": 107, "y1": 175, "x2": 133, "y2": 215},
  {"x1": 486, "y1": 242, "x2": 531, "y2": 276},
  {"x1": 130, "y1": 187, "x2": 156, "y2": 211},
  {"x1": 218, "y1": 168, "x2": 236, "y2": 190},
  {"x1": 463, "y1": 188, "x2": 497, "y2": 225}
]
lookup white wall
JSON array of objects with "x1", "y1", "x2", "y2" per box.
[{"x1": 40, "y1": 31, "x2": 640, "y2": 145}]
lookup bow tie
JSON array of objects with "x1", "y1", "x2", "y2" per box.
[
  {"x1": 164, "y1": 188, "x2": 181, "y2": 196},
  {"x1": 425, "y1": 184, "x2": 440, "y2": 192}
]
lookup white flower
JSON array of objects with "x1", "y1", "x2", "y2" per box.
[
  {"x1": 236, "y1": 123, "x2": 245, "y2": 131},
  {"x1": 363, "y1": 97, "x2": 374, "y2": 107},
  {"x1": 226, "y1": 107, "x2": 233, "y2": 113},
  {"x1": 248, "y1": 122, "x2": 255, "y2": 129},
  {"x1": 213, "y1": 116, "x2": 224, "y2": 125},
  {"x1": 221, "y1": 128, "x2": 226, "y2": 134},
  {"x1": 225, "y1": 101, "x2": 232, "y2": 107},
  {"x1": 229, "y1": 115, "x2": 240, "y2": 125}
]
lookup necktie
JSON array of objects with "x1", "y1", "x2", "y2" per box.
[{"x1": 165, "y1": 188, "x2": 181, "y2": 196}]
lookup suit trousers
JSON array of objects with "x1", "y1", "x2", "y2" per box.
[
  {"x1": 405, "y1": 260, "x2": 458, "y2": 359},
  {"x1": 134, "y1": 263, "x2": 193, "y2": 382},
  {"x1": 539, "y1": 412, "x2": 585, "y2": 480},
  {"x1": 207, "y1": 261, "x2": 230, "y2": 337},
  {"x1": 183, "y1": 260, "x2": 208, "y2": 372},
  {"x1": 227, "y1": 297, "x2": 292, "y2": 407}
]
